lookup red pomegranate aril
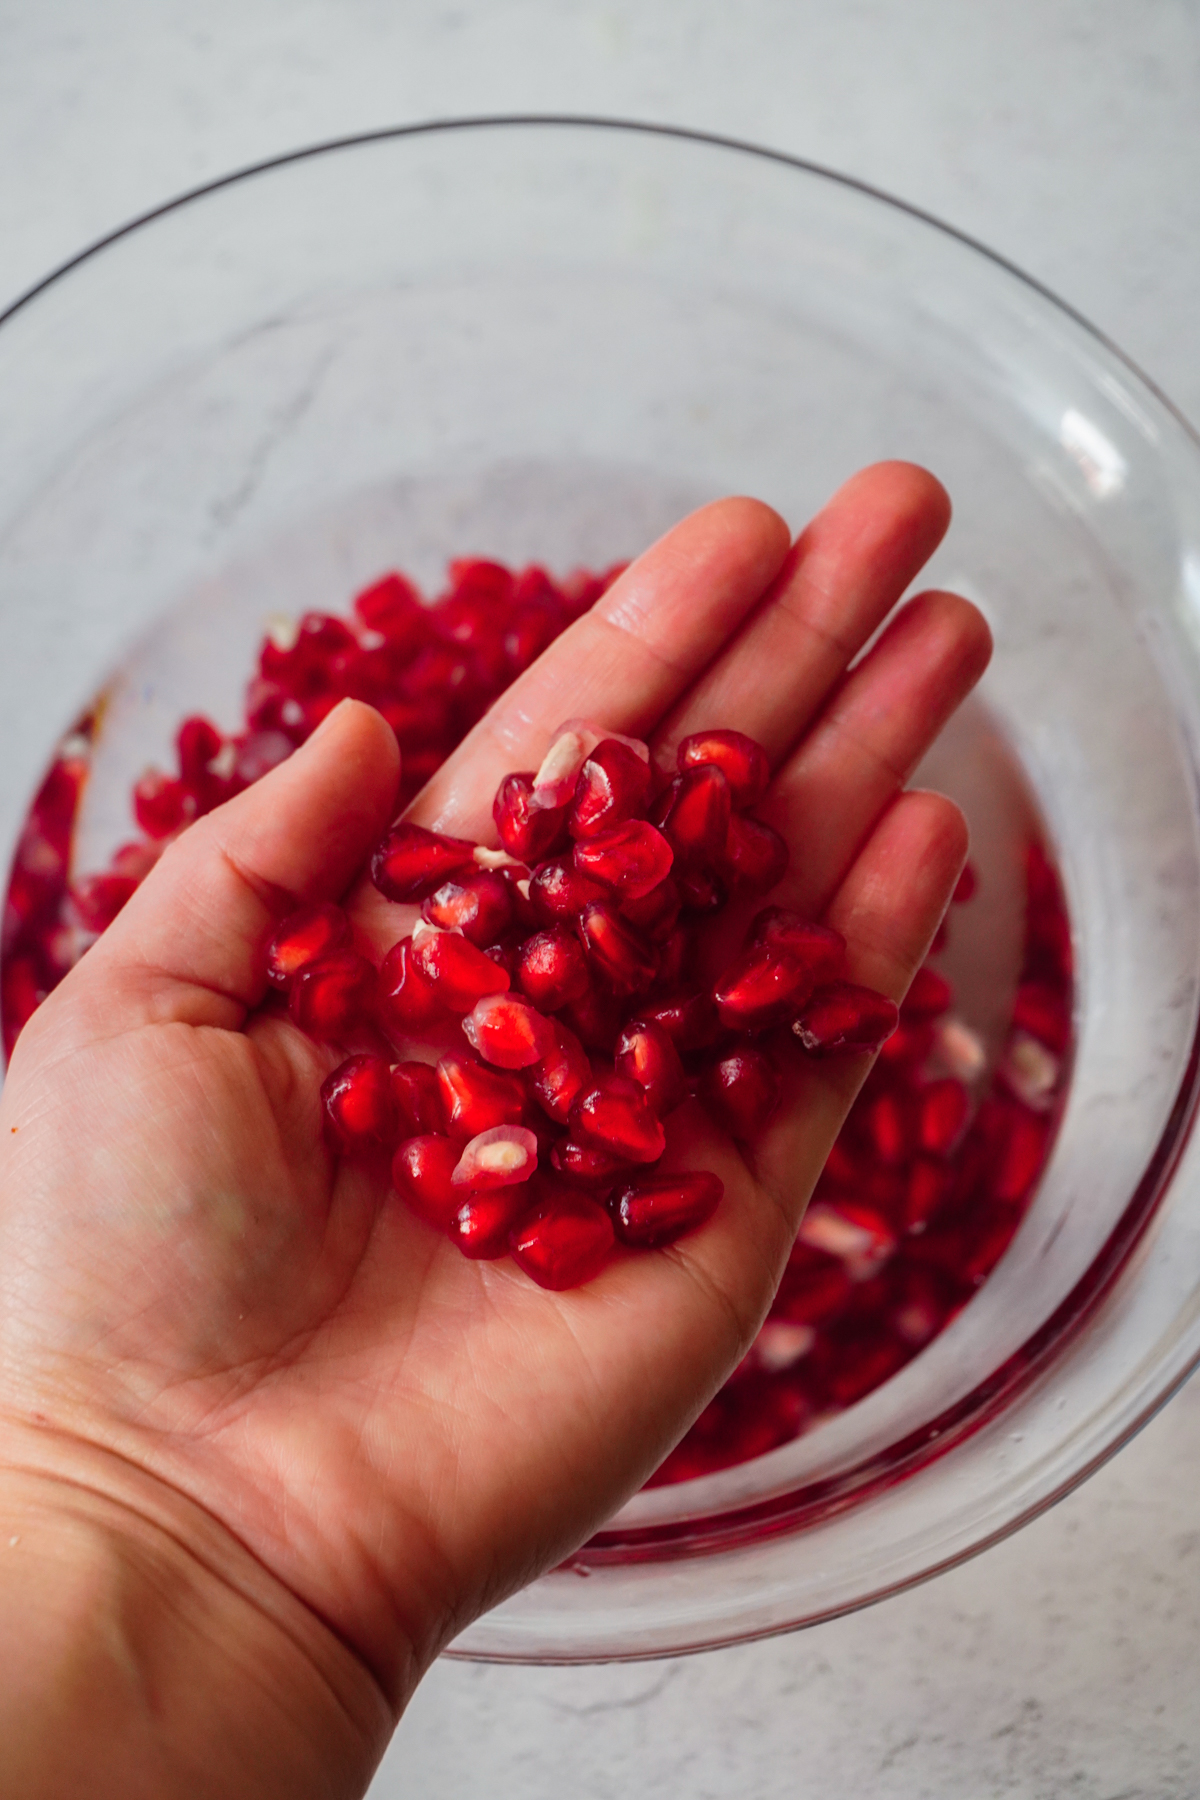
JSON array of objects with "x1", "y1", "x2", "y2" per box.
[
  {"x1": 619, "y1": 874, "x2": 681, "y2": 941},
  {"x1": 773, "y1": 1248, "x2": 853, "y2": 1327},
  {"x1": 69, "y1": 873, "x2": 138, "y2": 933},
  {"x1": 509, "y1": 1186, "x2": 615, "y2": 1289},
  {"x1": 436, "y1": 1054, "x2": 527, "y2": 1140},
  {"x1": 1011, "y1": 980, "x2": 1071, "y2": 1054},
  {"x1": 515, "y1": 926, "x2": 590, "y2": 1010},
  {"x1": 289, "y1": 950, "x2": 376, "y2": 1042},
  {"x1": 133, "y1": 769, "x2": 194, "y2": 838},
  {"x1": 991, "y1": 1106, "x2": 1050, "y2": 1203},
  {"x1": 411, "y1": 929, "x2": 510, "y2": 1013},
  {"x1": 528, "y1": 854, "x2": 609, "y2": 923},
  {"x1": 749, "y1": 909, "x2": 845, "y2": 982},
  {"x1": 643, "y1": 988, "x2": 722, "y2": 1053},
  {"x1": 723, "y1": 813, "x2": 788, "y2": 895},
  {"x1": 451, "y1": 1124, "x2": 539, "y2": 1189},
  {"x1": 917, "y1": 1078, "x2": 972, "y2": 1157},
  {"x1": 493, "y1": 772, "x2": 569, "y2": 863},
  {"x1": 550, "y1": 1138, "x2": 628, "y2": 1189},
  {"x1": 421, "y1": 870, "x2": 513, "y2": 945},
  {"x1": 392, "y1": 1134, "x2": 462, "y2": 1228},
  {"x1": 904, "y1": 1156, "x2": 953, "y2": 1232},
  {"x1": 450, "y1": 1187, "x2": 532, "y2": 1259},
  {"x1": 655, "y1": 926, "x2": 690, "y2": 990},
  {"x1": 573, "y1": 819, "x2": 674, "y2": 900},
  {"x1": 560, "y1": 978, "x2": 624, "y2": 1053},
  {"x1": 462, "y1": 990, "x2": 556, "y2": 1069},
  {"x1": 322, "y1": 1054, "x2": 398, "y2": 1152},
  {"x1": 857, "y1": 1089, "x2": 911, "y2": 1167},
  {"x1": 700, "y1": 1046, "x2": 781, "y2": 1138},
  {"x1": 793, "y1": 983, "x2": 899, "y2": 1056},
  {"x1": 612, "y1": 1169, "x2": 723, "y2": 1247},
  {"x1": 176, "y1": 715, "x2": 224, "y2": 785},
  {"x1": 577, "y1": 901, "x2": 659, "y2": 994},
  {"x1": 677, "y1": 728, "x2": 770, "y2": 805},
  {"x1": 353, "y1": 570, "x2": 424, "y2": 644},
  {"x1": 371, "y1": 822, "x2": 476, "y2": 902},
  {"x1": 266, "y1": 901, "x2": 351, "y2": 989},
  {"x1": 675, "y1": 865, "x2": 728, "y2": 913},
  {"x1": 614, "y1": 1018, "x2": 689, "y2": 1118},
  {"x1": 902, "y1": 965, "x2": 954, "y2": 1018},
  {"x1": 656, "y1": 765, "x2": 732, "y2": 867},
  {"x1": 572, "y1": 1073, "x2": 667, "y2": 1164},
  {"x1": 569, "y1": 738, "x2": 652, "y2": 840},
  {"x1": 390, "y1": 1060, "x2": 444, "y2": 1135},
  {"x1": 714, "y1": 942, "x2": 816, "y2": 1032},
  {"x1": 526, "y1": 1020, "x2": 592, "y2": 1124},
  {"x1": 378, "y1": 937, "x2": 446, "y2": 1031}
]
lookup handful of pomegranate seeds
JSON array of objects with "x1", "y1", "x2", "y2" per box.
[{"x1": 275, "y1": 724, "x2": 898, "y2": 1290}]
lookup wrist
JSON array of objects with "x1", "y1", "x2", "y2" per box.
[{"x1": 0, "y1": 1422, "x2": 393, "y2": 1799}]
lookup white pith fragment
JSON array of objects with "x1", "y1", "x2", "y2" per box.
[
  {"x1": 1001, "y1": 1031, "x2": 1060, "y2": 1109},
  {"x1": 936, "y1": 1016, "x2": 987, "y2": 1081},
  {"x1": 755, "y1": 1322, "x2": 815, "y2": 1371},
  {"x1": 473, "y1": 846, "x2": 527, "y2": 871},
  {"x1": 266, "y1": 613, "x2": 299, "y2": 652}
]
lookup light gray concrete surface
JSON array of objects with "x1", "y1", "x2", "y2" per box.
[{"x1": 3, "y1": 4, "x2": 1199, "y2": 1793}]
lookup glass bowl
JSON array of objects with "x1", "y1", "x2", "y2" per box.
[{"x1": 2, "y1": 118, "x2": 1200, "y2": 1663}]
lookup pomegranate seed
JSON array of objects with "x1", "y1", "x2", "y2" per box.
[
  {"x1": 675, "y1": 865, "x2": 728, "y2": 913},
  {"x1": 493, "y1": 771, "x2": 569, "y2": 862},
  {"x1": 952, "y1": 861, "x2": 978, "y2": 904},
  {"x1": 903, "y1": 1157, "x2": 952, "y2": 1232},
  {"x1": 619, "y1": 874, "x2": 681, "y2": 941},
  {"x1": 577, "y1": 901, "x2": 659, "y2": 994},
  {"x1": 549, "y1": 1138, "x2": 629, "y2": 1189},
  {"x1": 177, "y1": 715, "x2": 224, "y2": 786},
  {"x1": 378, "y1": 936, "x2": 446, "y2": 1031},
  {"x1": 902, "y1": 965, "x2": 954, "y2": 1018},
  {"x1": 436, "y1": 1054, "x2": 527, "y2": 1140},
  {"x1": 991, "y1": 1107, "x2": 1049, "y2": 1203},
  {"x1": 371, "y1": 822, "x2": 476, "y2": 902},
  {"x1": 462, "y1": 990, "x2": 556, "y2": 1068},
  {"x1": 859, "y1": 1089, "x2": 912, "y2": 1167},
  {"x1": 69, "y1": 873, "x2": 137, "y2": 933},
  {"x1": 655, "y1": 765, "x2": 732, "y2": 866},
  {"x1": 569, "y1": 738, "x2": 652, "y2": 839},
  {"x1": 615, "y1": 1018, "x2": 689, "y2": 1117},
  {"x1": 289, "y1": 950, "x2": 376, "y2": 1041},
  {"x1": 514, "y1": 926, "x2": 590, "y2": 1010},
  {"x1": 826, "y1": 1329, "x2": 908, "y2": 1407},
  {"x1": 392, "y1": 1134, "x2": 462, "y2": 1228},
  {"x1": 133, "y1": 769, "x2": 194, "y2": 838},
  {"x1": 322, "y1": 1054, "x2": 398, "y2": 1152},
  {"x1": 612, "y1": 1169, "x2": 723, "y2": 1247},
  {"x1": 677, "y1": 728, "x2": 770, "y2": 805},
  {"x1": 798, "y1": 1200, "x2": 896, "y2": 1278},
  {"x1": 642, "y1": 989, "x2": 722, "y2": 1053},
  {"x1": 572, "y1": 1073, "x2": 666, "y2": 1164},
  {"x1": 450, "y1": 1187, "x2": 533, "y2": 1259},
  {"x1": 508, "y1": 1187, "x2": 615, "y2": 1289},
  {"x1": 714, "y1": 942, "x2": 817, "y2": 1032},
  {"x1": 573, "y1": 819, "x2": 674, "y2": 900},
  {"x1": 266, "y1": 901, "x2": 350, "y2": 989},
  {"x1": 421, "y1": 870, "x2": 513, "y2": 945},
  {"x1": 917, "y1": 1078, "x2": 971, "y2": 1156},
  {"x1": 700, "y1": 1047, "x2": 780, "y2": 1137},
  {"x1": 353, "y1": 570, "x2": 424, "y2": 644},
  {"x1": 530, "y1": 727, "x2": 599, "y2": 809},
  {"x1": 877, "y1": 1017, "x2": 937, "y2": 1070},
  {"x1": 723, "y1": 814, "x2": 788, "y2": 894},
  {"x1": 793, "y1": 983, "x2": 899, "y2": 1055},
  {"x1": 528, "y1": 854, "x2": 609, "y2": 923},
  {"x1": 451, "y1": 1124, "x2": 539, "y2": 1189},
  {"x1": 1011, "y1": 980, "x2": 1071, "y2": 1053},
  {"x1": 749, "y1": 909, "x2": 845, "y2": 982},
  {"x1": 560, "y1": 978, "x2": 624, "y2": 1052},
  {"x1": 526, "y1": 1020, "x2": 592, "y2": 1124},
  {"x1": 773, "y1": 1249, "x2": 853, "y2": 1326},
  {"x1": 654, "y1": 926, "x2": 690, "y2": 989},
  {"x1": 390, "y1": 1060, "x2": 444, "y2": 1134},
  {"x1": 411, "y1": 929, "x2": 510, "y2": 1013}
]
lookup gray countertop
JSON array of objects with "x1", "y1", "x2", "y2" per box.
[{"x1": 3, "y1": 3, "x2": 1198, "y2": 1792}]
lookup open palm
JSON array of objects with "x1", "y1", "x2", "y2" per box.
[{"x1": 0, "y1": 463, "x2": 990, "y2": 1716}]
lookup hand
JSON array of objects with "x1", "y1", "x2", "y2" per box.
[{"x1": 0, "y1": 463, "x2": 990, "y2": 1792}]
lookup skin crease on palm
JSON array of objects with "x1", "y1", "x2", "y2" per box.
[{"x1": 0, "y1": 464, "x2": 992, "y2": 1732}]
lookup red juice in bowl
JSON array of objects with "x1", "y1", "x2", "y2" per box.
[{"x1": 0, "y1": 559, "x2": 1070, "y2": 1483}]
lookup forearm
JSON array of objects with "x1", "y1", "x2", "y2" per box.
[{"x1": 0, "y1": 1447, "x2": 393, "y2": 1800}]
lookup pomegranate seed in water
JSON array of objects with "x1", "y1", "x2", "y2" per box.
[
  {"x1": 322, "y1": 1054, "x2": 398, "y2": 1152},
  {"x1": 612, "y1": 1169, "x2": 724, "y2": 1248},
  {"x1": 508, "y1": 1187, "x2": 615, "y2": 1290},
  {"x1": 266, "y1": 901, "x2": 350, "y2": 989}
]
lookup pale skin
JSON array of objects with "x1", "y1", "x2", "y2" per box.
[{"x1": 0, "y1": 462, "x2": 991, "y2": 1796}]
